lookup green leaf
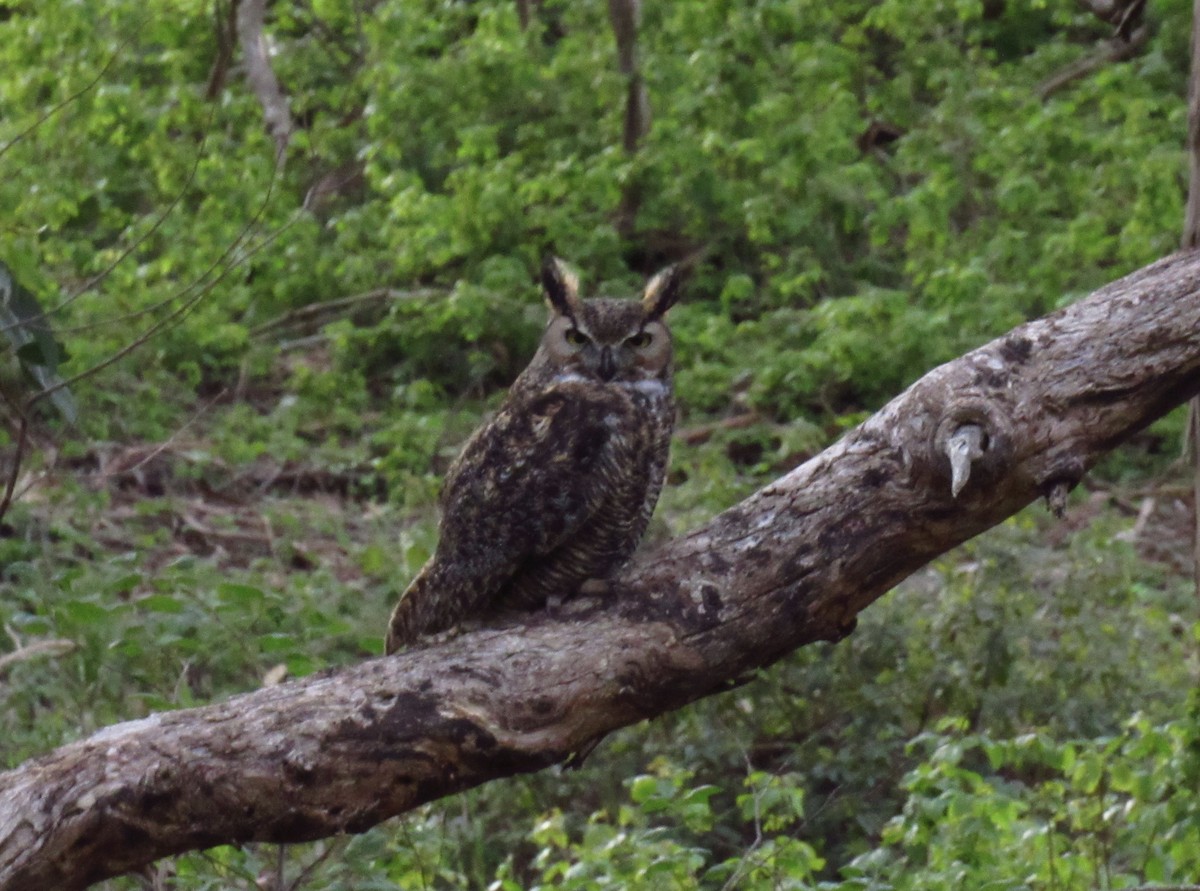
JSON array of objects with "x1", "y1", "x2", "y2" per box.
[
  {"x1": 259, "y1": 632, "x2": 296, "y2": 653},
  {"x1": 60, "y1": 600, "x2": 110, "y2": 625},
  {"x1": 217, "y1": 582, "x2": 266, "y2": 606},
  {"x1": 137, "y1": 594, "x2": 184, "y2": 614},
  {"x1": 106, "y1": 573, "x2": 142, "y2": 596}
]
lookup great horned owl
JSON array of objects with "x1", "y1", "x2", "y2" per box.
[{"x1": 385, "y1": 258, "x2": 683, "y2": 653}]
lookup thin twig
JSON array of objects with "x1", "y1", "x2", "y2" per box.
[
  {"x1": 0, "y1": 105, "x2": 218, "y2": 338},
  {"x1": 676, "y1": 412, "x2": 762, "y2": 446},
  {"x1": 0, "y1": 414, "x2": 28, "y2": 525},
  {"x1": 0, "y1": 37, "x2": 130, "y2": 164},
  {"x1": 116, "y1": 389, "x2": 230, "y2": 480},
  {"x1": 1036, "y1": 28, "x2": 1147, "y2": 101},
  {"x1": 249, "y1": 287, "x2": 442, "y2": 338},
  {"x1": 1, "y1": 160, "x2": 293, "y2": 522},
  {"x1": 607, "y1": 0, "x2": 649, "y2": 238},
  {"x1": 0, "y1": 639, "x2": 77, "y2": 680},
  {"x1": 26, "y1": 158, "x2": 289, "y2": 409},
  {"x1": 285, "y1": 838, "x2": 347, "y2": 891},
  {"x1": 205, "y1": 0, "x2": 240, "y2": 99},
  {"x1": 719, "y1": 755, "x2": 764, "y2": 891}
]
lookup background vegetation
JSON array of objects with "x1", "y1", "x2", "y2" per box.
[{"x1": 1, "y1": 0, "x2": 1198, "y2": 887}]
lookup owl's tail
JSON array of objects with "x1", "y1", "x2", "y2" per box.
[
  {"x1": 387, "y1": 558, "x2": 471, "y2": 654},
  {"x1": 385, "y1": 561, "x2": 435, "y2": 654}
]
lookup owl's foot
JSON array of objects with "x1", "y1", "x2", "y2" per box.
[
  {"x1": 385, "y1": 622, "x2": 466, "y2": 655},
  {"x1": 542, "y1": 579, "x2": 619, "y2": 621},
  {"x1": 578, "y1": 578, "x2": 615, "y2": 598}
]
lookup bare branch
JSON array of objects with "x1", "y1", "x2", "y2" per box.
[
  {"x1": 1183, "y1": 0, "x2": 1200, "y2": 250},
  {"x1": 515, "y1": 0, "x2": 540, "y2": 31},
  {"x1": 0, "y1": 638, "x2": 76, "y2": 680},
  {"x1": 23, "y1": 161, "x2": 290, "y2": 411},
  {"x1": 0, "y1": 163, "x2": 292, "y2": 524},
  {"x1": 2, "y1": 250, "x2": 1200, "y2": 890},
  {"x1": 249, "y1": 287, "x2": 444, "y2": 339},
  {"x1": 0, "y1": 413, "x2": 28, "y2": 525},
  {"x1": 1036, "y1": 27, "x2": 1147, "y2": 101},
  {"x1": 204, "y1": 0, "x2": 240, "y2": 100},
  {"x1": 608, "y1": 0, "x2": 650, "y2": 238},
  {"x1": 237, "y1": 0, "x2": 293, "y2": 161},
  {"x1": 607, "y1": 0, "x2": 649, "y2": 150},
  {"x1": 0, "y1": 38, "x2": 130, "y2": 164}
]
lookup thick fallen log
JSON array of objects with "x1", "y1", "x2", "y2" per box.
[{"x1": 3, "y1": 250, "x2": 1200, "y2": 891}]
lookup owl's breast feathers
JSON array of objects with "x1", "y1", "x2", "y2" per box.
[
  {"x1": 441, "y1": 381, "x2": 649, "y2": 551},
  {"x1": 386, "y1": 378, "x2": 672, "y2": 651}
]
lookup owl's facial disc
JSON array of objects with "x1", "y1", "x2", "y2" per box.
[{"x1": 542, "y1": 297, "x2": 673, "y2": 386}]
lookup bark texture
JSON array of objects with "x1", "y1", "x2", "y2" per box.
[{"x1": 3, "y1": 251, "x2": 1200, "y2": 890}]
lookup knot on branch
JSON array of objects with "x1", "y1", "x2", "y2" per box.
[
  {"x1": 930, "y1": 399, "x2": 1013, "y2": 499},
  {"x1": 1037, "y1": 458, "x2": 1087, "y2": 518}
]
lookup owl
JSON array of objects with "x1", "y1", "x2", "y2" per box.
[{"x1": 385, "y1": 257, "x2": 683, "y2": 653}]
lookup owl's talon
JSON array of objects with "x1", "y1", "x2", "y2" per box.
[{"x1": 578, "y1": 578, "x2": 613, "y2": 598}]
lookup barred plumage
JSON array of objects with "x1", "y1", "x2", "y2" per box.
[{"x1": 385, "y1": 258, "x2": 682, "y2": 653}]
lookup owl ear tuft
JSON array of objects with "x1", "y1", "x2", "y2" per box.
[
  {"x1": 641, "y1": 264, "x2": 685, "y2": 320},
  {"x1": 542, "y1": 256, "x2": 584, "y2": 320}
]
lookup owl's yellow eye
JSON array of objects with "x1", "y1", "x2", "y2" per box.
[
  {"x1": 565, "y1": 328, "x2": 589, "y2": 346},
  {"x1": 626, "y1": 331, "x2": 652, "y2": 348}
]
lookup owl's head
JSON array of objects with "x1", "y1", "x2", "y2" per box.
[{"x1": 536, "y1": 257, "x2": 683, "y2": 387}]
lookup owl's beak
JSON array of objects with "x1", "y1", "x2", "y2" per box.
[{"x1": 598, "y1": 346, "x2": 617, "y2": 381}]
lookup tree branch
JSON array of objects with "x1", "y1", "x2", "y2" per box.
[
  {"x1": 204, "y1": 0, "x2": 240, "y2": 100},
  {"x1": 248, "y1": 287, "x2": 443, "y2": 339},
  {"x1": 0, "y1": 637, "x2": 75, "y2": 679},
  {"x1": 1186, "y1": 0, "x2": 1200, "y2": 249},
  {"x1": 3, "y1": 250, "x2": 1200, "y2": 890},
  {"x1": 1036, "y1": 26, "x2": 1147, "y2": 101},
  {"x1": 607, "y1": 0, "x2": 648, "y2": 149},
  {"x1": 608, "y1": 0, "x2": 650, "y2": 238},
  {"x1": 237, "y1": 0, "x2": 293, "y2": 161}
]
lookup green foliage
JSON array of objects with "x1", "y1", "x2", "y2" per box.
[
  {"x1": 4, "y1": 0, "x2": 1188, "y2": 432},
  {"x1": 487, "y1": 763, "x2": 822, "y2": 889},
  {"x1": 1, "y1": 0, "x2": 1196, "y2": 888},
  {"x1": 838, "y1": 710, "x2": 1200, "y2": 890},
  {"x1": 0, "y1": 503, "x2": 380, "y2": 762}
]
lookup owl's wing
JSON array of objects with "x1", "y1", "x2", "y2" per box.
[
  {"x1": 441, "y1": 384, "x2": 629, "y2": 560},
  {"x1": 437, "y1": 384, "x2": 633, "y2": 593},
  {"x1": 386, "y1": 382, "x2": 643, "y2": 651}
]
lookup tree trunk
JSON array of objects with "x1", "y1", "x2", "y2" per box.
[
  {"x1": 1183, "y1": 0, "x2": 1200, "y2": 605},
  {"x1": 238, "y1": 0, "x2": 293, "y2": 161},
  {"x1": 608, "y1": 0, "x2": 650, "y2": 239},
  {"x1": 3, "y1": 250, "x2": 1200, "y2": 890}
]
